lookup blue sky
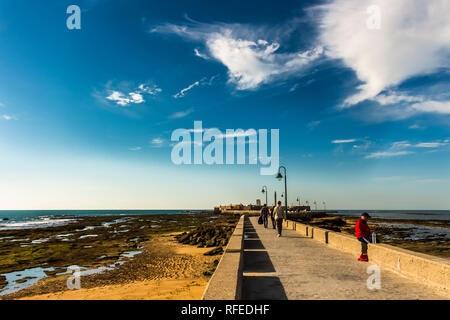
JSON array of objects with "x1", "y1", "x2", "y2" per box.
[{"x1": 0, "y1": 0, "x2": 449, "y2": 210}]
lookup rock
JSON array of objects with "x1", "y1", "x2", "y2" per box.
[
  {"x1": 204, "y1": 247, "x2": 223, "y2": 256},
  {"x1": 205, "y1": 239, "x2": 215, "y2": 247},
  {"x1": 0, "y1": 275, "x2": 7, "y2": 289},
  {"x1": 15, "y1": 276, "x2": 36, "y2": 284}
]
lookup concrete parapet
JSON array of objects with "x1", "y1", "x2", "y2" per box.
[
  {"x1": 368, "y1": 243, "x2": 450, "y2": 295},
  {"x1": 311, "y1": 227, "x2": 329, "y2": 244},
  {"x1": 202, "y1": 215, "x2": 245, "y2": 300},
  {"x1": 287, "y1": 219, "x2": 450, "y2": 296}
]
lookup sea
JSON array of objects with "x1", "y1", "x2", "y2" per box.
[
  {"x1": 0, "y1": 210, "x2": 210, "y2": 231},
  {"x1": 331, "y1": 209, "x2": 450, "y2": 221},
  {"x1": 0, "y1": 209, "x2": 449, "y2": 231}
]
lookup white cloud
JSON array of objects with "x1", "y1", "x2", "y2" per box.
[
  {"x1": 106, "y1": 91, "x2": 144, "y2": 107},
  {"x1": 194, "y1": 48, "x2": 209, "y2": 60},
  {"x1": 138, "y1": 84, "x2": 162, "y2": 95},
  {"x1": 169, "y1": 108, "x2": 194, "y2": 119},
  {"x1": 415, "y1": 142, "x2": 447, "y2": 148},
  {"x1": 206, "y1": 31, "x2": 323, "y2": 90},
  {"x1": 1, "y1": 115, "x2": 13, "y2": 120},
  {"x1": 410, "y1": 100, "x2": 450, "y2": 114},
  {"x1": 173, "y1": 81, "x2": 200, "y2": 98},
  {"x1": 408, "y1": 124, "x2": 423, "y2": 130},
  {"x1": 105, "y1": 83, "x2": 161, "y2": 107},
  {"x1": 152, "y1": 23, "x2": 323, "y2": 90},
  {"x1": 173, "y1": 75, "x2": 217, "y2": 98},
  {"x1": 370, "y1": 92, "x2": 450, "y2": 118},
  {"x1": 151, "y1": 138, "x2": 164, "y2": 147},
  {"x1": 128, "y1": 92, "x2": 144, "y2": 104},
  {"x1": 316, "y1": 0, "x2": 450, "y2": 107},
  {"x1": 391, "y1": 141, "x2": 412, "y2": 149},
  {"x1": 373, "y1": 93, "x2": 423, "y2": 106},
  {"x1": 331, "y1": 139, "x2": 357, "y2": 144},
  {"x1": 365, "y1": 151, "x2": 414, "y2": 159},
  {"x1": 365, "y1": 139, "x2": 448, "y2": 159}
]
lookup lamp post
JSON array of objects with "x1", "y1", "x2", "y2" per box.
[
  {"x1": 276, "y1": 166, "x2": 288, "y2": 213},
  {"x1": 323, "y1": 201, "x2": 326, "y2": 210},
  {"x1": 261, "y1": 186, "x2": 268, "y2": 206}
]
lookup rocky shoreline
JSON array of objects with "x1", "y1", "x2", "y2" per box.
[{"x1": 0, "y1": 212, "x2": 240, "y2": 298}]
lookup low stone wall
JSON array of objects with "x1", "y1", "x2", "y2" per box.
[
  {"x1": 287, "y1": 220, "x2": 450, "y2": 297},
  {"x1": 202, "y1": 215, "x2": 245, "y2": 300}
]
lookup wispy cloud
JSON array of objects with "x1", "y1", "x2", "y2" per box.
[
  {"x1": 365, "y1": 139, "x2": 449, "y2": 159},
  {"x1": 151, "y1": 22, "x2": 323, "y2": 90},
  {"x1": 370, "y1": 92, "x2": 450, "y2": 118},
  {"x1": 173, "y1": 75, "x2": 217, "y2": 98},
  {"x1": 138, "y1": 84, "x2": 162, "y2": 95},
  {"x1": 151, "y1": 137, "x2": 165, "y2": 147},
  {"x1": 408, "y1": 124, "x2": 424, "y2": 130},
  {"x1": 415, "y1": 141, "x2": 448, "y2": 148},
  {"x1": 365, "y1": 151, "x2": 414, "y2": 159},
  {"x1": 169, "y1": 108, "x2": 194, "y2": 119},
  {"x1": 1, "y1": 115, "x2": 13, "y2": 120},
  {"x1": 173, "y1": 81, "x2": 200, "y2": 99},
  {"x1": 194, "y1": 48, "x2": 209, "y2": 60},
  {"x1": 331, "y1": 139, "x2": 357, "y2": 144}
]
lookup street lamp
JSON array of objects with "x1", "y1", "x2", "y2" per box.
[
  {"x1": 261, "y1": 186, "x2": 268, "y2": 206},
  {"x1": 276, "y1": 166, "x2": 288, "y2": 213}
]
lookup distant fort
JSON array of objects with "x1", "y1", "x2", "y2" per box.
[{"x1": 214, "y1": 203, "x2": 312, "y2": 214}]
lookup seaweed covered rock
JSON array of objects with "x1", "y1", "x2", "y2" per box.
[
  {"x1": 204, "y1": 247, "x2": 223, "y2": 256},
  {"x1": 0, "y1": 275, "x2": 7, "y2": 290},
  {"x1": 175, "y1": 219, "x2": 237, "y2": 250}
]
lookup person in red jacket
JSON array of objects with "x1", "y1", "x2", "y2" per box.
[{"x1": 355, "y1": 212, "x2": 371, "y2": 262}]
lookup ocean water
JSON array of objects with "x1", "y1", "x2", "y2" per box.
[
  {"x1": 0, "y1": 209, "x2": 449, "y2": 231},
  {"x1": 333, "y1": 209, "x2": 450, "y2": 221},
  {"x1": 0, "y1": 210, "x2": 209, "y2": 230}
]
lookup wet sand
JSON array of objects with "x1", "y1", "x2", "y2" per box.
[{"x1": 19, "y1": 235, "x2": 214, "y2": 300}]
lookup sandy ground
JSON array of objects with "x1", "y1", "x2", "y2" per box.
[
  {"x1": 15, "y1": 235, "x2": 218, "y2": 300},
  {"x1": 20, "y1": 279, "x2": 209, "y2": 300}
]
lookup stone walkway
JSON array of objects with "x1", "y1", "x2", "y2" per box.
[{"x1": 242, "y1": 217, "x2": 446, "y2": 300}]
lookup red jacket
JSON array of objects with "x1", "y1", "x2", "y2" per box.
[{"x1": 355, "y1": 218, "x2": 370, "y2": 238}]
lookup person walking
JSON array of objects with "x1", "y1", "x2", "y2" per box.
[
  {"x1": 260, "y1": 204, "x2": 269, "y2": 228},
  {"x1": 270, "y1": 206, "x2": 276, "y2": 229},
  {"x1": 355, "y1": 212, "x2": 372, "y2": 262},
  {"x1": 273, "y1": 201, "x2": 286, "y2": 237}
]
